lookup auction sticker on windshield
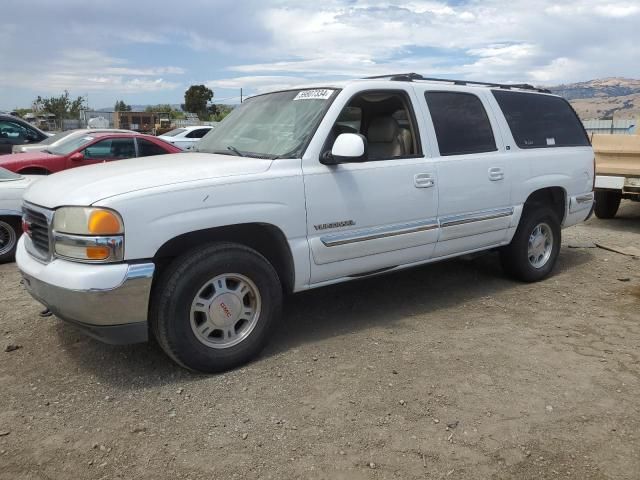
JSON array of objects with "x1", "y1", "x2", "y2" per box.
[{"x1": 294, "y1": 89, "x2": 334, "y2": 101}]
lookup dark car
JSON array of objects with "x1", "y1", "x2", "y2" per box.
[
  {"x1": 0, "y1": 132, "x2": 182, "y2": 175},
  {"x1": 0, "y1": 114, "x2": 49, "y2": 155}
]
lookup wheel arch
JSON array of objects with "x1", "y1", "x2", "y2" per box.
[
  {"x1": 523, "y1": 186, "x2": 567, "y2": 224},
  {"x1": 153, "y1": 222, "x2": 296, "y2": 293},
  {"x1": 17, "y1": 166, "x2": 51, "y2": 175}
]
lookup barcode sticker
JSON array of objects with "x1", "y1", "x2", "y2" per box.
[{"x1": 294, "y1": 89, "x2": 334, "y2": 101}]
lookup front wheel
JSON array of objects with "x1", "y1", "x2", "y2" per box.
[
  {"x1": 594, "y1": 190, "x2": 621, "y2": 219},
  {"x1": 0, "y1": 217, "x2": 21, "y2": 264},
  {"x1": 500, "y1": 207, "x2": 561, "y2": 282},
  {"x1": 151, "y1": 242, "x2": 283, "y2": 372}
]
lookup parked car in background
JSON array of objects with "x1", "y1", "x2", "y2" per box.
[
  {"x1": 0, "y1": 168, "x2": 41, "y2": 262},
  {"x1": 16, "y1": 75, "x2": 594, "y2": 372},
  {"x1": 0, "y1": 132, "x2": 181, "y2": 174},
  {"x1": 158, "y1": 125, "x2": 214, "y2": 150},
  {"x1": 0, "y1": 114, "x2": 49, "y2": 155},
  {"x1": 13, "y1": 128, "x2": 134, "y2": 154}
]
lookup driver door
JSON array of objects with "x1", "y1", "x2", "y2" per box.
[{"x1": 303, "y1": 87, "x2": 439, "y2": 285}]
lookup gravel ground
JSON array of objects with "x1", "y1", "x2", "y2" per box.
[{"x1": 1, "y1": 202, "x2": 639, "y2": 480}]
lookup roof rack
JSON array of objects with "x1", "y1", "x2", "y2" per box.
[{"x1": 364, "y1": 73, "x2": 552, "y2": 94}]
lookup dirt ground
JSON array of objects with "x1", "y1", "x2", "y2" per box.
[{"x1": 1, "y1": 203, "x2": 639, "y2": 480}]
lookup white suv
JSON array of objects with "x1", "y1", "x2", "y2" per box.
[{"x1": 17, "y1": 74, "x2": 595, "y2": 372}]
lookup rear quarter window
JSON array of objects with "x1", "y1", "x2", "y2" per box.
[{"x1": 492, "y1": 90, "x2": 589, "y2": 149}]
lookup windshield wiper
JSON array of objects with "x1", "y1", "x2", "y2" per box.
[{"x1": 226, "y1": 145, "x2": 245, "y2": 157}]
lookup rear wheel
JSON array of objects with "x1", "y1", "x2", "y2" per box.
[
  {"x1": 151, "y1": 242, "x2": 282, "y2": 372},
  {"x1": 500, "y1": 206, "x2": 561, "y2": 282},
  {"x1": 0, "y1": 217, "x2": 21, "y2": 264},
  {"x1": 594, "y1": 190, "x2": 621, "y2": 219}
]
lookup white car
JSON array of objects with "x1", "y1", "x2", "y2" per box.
[
  {"x1": 13, "y1": 129, "x2": 134, "y2": 154},
  {"x1": 0, "y1": 168, "x2": 41, "y2": 262},
  {"x1": 17, "y1": 74, "x2": 594, "y2": 372},
  {"x1": 157, "y1": 125, "x2": 214, "y2": 150}
]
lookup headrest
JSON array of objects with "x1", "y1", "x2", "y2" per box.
[{"x1": 368, "y1": 117, "x2": 399, "y2": 143}]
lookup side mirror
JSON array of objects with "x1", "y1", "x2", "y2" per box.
[
  {"x1": 322, "y1": 133, "x2": 367, "y2": 165},
  {"x1": 69, "y1": 152, "x2": 84, "y2": 162}
]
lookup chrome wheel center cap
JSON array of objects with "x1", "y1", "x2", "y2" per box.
[{"x1": 210, "y1": 293, "x2": 242, "y2": 327}]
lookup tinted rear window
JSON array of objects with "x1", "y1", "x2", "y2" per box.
[
  {"x1": 425, "y1": 91, "x2": 497, "y2": 156},
  {"x1": 492, "y1": 90, "x2": 589, "y2": 149}
]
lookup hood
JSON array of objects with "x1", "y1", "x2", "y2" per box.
[
  {"x1": 23, "y1": 153, "x2": 273, "y2": 208},
  {"x1": 0, "y1": 150, "x2": 60, "y2": 167},
  {"x1": 0, "y1": 175, "x2": 41, "y2": 210},
  {"x1": 14, "y1": 144, "x2": 47, "y2": 154}
]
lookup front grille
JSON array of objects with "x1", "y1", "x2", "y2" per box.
[{"x1": 23, "y1": 204, "x2": 53, "y2": 260}]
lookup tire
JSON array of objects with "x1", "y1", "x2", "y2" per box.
[
  {"x1": 0, "y1": 217, "x2": 21, "y2": 264},
  {"x1": 150, "y1": 242, "x2": 283, "y2": 373},
  {"x1": 594, "y1": 190, "x2": 621, "y2": 219},
  {"x1": 500, "y1": 206, "x2": 561, "y2": 282}
]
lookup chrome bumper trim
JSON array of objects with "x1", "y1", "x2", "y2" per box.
[
  {"x1": 53, "y1": 232, "x2": 124, "y2": 263},
  {"x1": 575, "y1": 192, "x2": 594, "y2": 204},
  {"x1": 321, "y1": 219, "x2": 439, "y2": 247},
  {"x1": 21, "y1": 262, "x2": 155, "y2": 332},
  {"x1": 440, "y1": 207, "x2": 514, "y2": 228}
]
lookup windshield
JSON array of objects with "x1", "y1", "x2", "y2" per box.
[
  {"x1": 40, "y1": 131, "x2": 73, "y2": 146},
  {"x1": 0, "y1": 167, "x2": 22, "y2": 181},
  {"x1": 48, "y1": 135, "x2": 95, "y2": 155},
  {"x1": 195, "y1": 88, "x2": 337, "y2": 158},
  {"x1": 162, "y1": 128, "x2": 186, "y2": 137}
]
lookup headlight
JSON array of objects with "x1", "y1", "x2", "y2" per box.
[{"x1": 52, "y1": 207, "x2": 124, "y2": 262}]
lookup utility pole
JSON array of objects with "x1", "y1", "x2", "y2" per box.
[{"x1": 240, "y1": 88, "x2": 243, "y2": 104}]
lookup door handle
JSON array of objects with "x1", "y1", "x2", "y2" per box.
[
  {"x1": 488, "y1": 167, "x2": 504, "y2": 181},
  {"x1": 414, "y1": 173, "x2": 435, "y2": 188}
]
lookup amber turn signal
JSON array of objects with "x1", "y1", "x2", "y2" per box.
[
  {"x1": 88, "y1": 210, "x2": 122, "y2": 235},
  {"x1": 85, "y1": 246, "x2": 111, "y2": 260}
]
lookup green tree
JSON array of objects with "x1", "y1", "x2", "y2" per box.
[
  {"x1": 114, "y1": 100, "x2": 132, "y2": 112},
  {"x1": 36, "y1": 90, "x2": 85, "y2": 119},
  {"x1": 184, "y1": 85, "x2": 213, "y2": 119},
  {"x1": 210, "y1": 104, "x2": 234, "y2": 122},
  {"x1": 145, "y1": 104, "x2": 183, "y2": 119},
  {"x1": 13, "y1": 108, "x2": 32, "y2": 118}
]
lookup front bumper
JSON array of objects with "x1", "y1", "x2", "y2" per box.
[{"x1": 16, "y1": 237, "x2": 154, "y2": 345}]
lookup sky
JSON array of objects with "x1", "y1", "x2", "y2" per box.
[{"x1": 1, "y1": 0, "x2": 639, "y2": 110}]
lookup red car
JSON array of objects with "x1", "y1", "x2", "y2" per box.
[{"x1": 0, "y1": 132, "x2": 182, "y2": 174}]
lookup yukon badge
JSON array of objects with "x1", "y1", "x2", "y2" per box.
[{"x1": 314, "y1": 220, "x2": 356, "y2": 231}]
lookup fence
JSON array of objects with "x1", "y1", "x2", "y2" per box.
[{"x1": 582, "y1": 119, "x2": 636, "y2": 135}]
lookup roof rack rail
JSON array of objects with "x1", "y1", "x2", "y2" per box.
[{"x1": 364, "y1": 73, "x2": 552, "y2": 94}]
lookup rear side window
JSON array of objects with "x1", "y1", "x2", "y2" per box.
[
  {"x1": 186, "y1": 128, "x2": 210, "y2": 139},
  {"x1": 137, "y1": 138, "x2": 169, "y2": 156},
  {"x1": 492, "y1": 90, "x2": 589, "y2": 148},
  {"x1": 425, "y1": 92, "x2": 497, "y2": 156}
]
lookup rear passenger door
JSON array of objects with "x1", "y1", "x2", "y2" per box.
[{"x1": 420, "y1": 89, "x2": 514, "y2": 257}]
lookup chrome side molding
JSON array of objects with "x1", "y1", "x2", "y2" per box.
[
  {"x1": 439, "y1": 207, "x2": 514, "y2": 228},
  {"x1": 321, "y1": 219, "x2": 439, "y2": 247},
  {"x1": 320, "y1": 207, "x2": 515, "y2": 247}
]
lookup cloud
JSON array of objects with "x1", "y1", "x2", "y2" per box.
[
  {"x1": 0, "y1": 49, "x2": 182, "y2": 93},
  {"x1": 223, "y1": 0, "x2": 640, "y2": 87},
  {"x1": 1, "y1": 0, "x2": 639, "y2": 108}
]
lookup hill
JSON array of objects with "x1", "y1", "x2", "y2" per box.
[{"x1": 550, "y1": 78, "x2": 640, "y2": 120}]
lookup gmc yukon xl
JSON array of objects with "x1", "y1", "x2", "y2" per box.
[{"x1": 17, "y1": 74, "x2": 594, "y2": 372}]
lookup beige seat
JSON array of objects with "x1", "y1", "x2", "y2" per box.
[{"x1": 367, "y1": 116, "x2": 410, "y2": 159}]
